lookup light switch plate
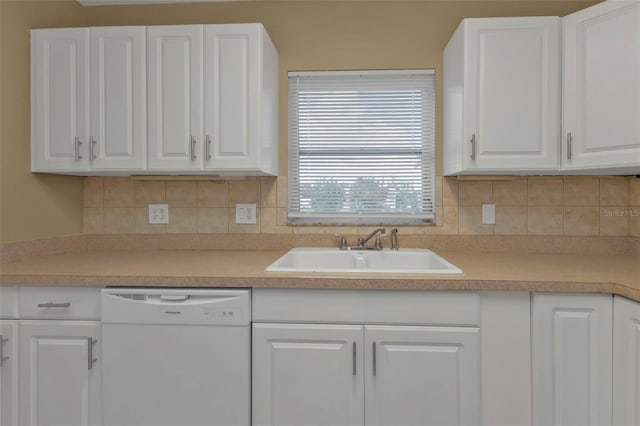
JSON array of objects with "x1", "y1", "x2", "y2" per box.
[
  {"x1": 235, "y1": 203, "x2": 257, "y2": 224},
  {"x1": 482, "y1": 204, "x2": 496, "y2": 225},
  {"x1": 149, "y1": 204, "x2": 169, "y2": 224}
]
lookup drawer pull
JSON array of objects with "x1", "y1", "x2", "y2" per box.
[{"x1": 37, "y1": 302, "x2": 71, "y2": 308}]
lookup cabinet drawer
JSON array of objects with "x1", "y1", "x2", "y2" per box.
[
  {"x1": 19, "y1": 286, "x2": 101, "y2": 320},
  {"x1": 0, "y1": 286, "x2": 19, "y2": 318}
]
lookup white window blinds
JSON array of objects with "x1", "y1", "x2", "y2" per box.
[{"x1": 288, "y1": 70, "x2": 435, "y2": 225}]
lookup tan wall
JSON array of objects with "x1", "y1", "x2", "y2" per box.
[
  {"x1": 1, "y1": 0, "x2": 605, "y2": 243},
  {"x1": 0, "y1": 0, "x2": 85, "y2": 243}
]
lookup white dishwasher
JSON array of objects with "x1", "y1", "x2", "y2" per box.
[{"x1": 101, "y1": 288, "x2": 250, "y2": 426}]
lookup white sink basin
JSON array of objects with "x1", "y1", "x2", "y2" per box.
[{"x1": 266, "y1": 248, "x2": 463, "y2": 274}]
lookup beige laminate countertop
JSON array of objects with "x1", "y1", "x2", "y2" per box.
[{"x1": 1, "y1": 249, "x2": 638, "y2": 301}]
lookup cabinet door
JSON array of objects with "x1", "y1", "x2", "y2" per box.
[
  {"x1": 89, "y1": 27, "x2": 145, "y2": 171},
  {"x1": 147, "y1": 25, "x2": 203, "y2": 171},
  {"x1": 532, "y1": 293, "x2": 613, "y2": 426},
  {"x1": 252, "y1": 323, "x2": 364, "y2": 426},
  {"x1": 31, "y1": 28, "x2": 90, "y2": 172},
  {"x1": 464, "y1": 17, "x2": 560, "y2": 172},
  {"x1": 204, "y1": 24, "x2": 261, "y2": 170},
  {"x1": 19, "y1": 321, "x2": 101, "y2": 426},
  {"x1": 613, "y1": 296, "x2": 640, "y2": 426},
  {"x1": 0, "y1": 321, "x2": 18, "y2": 426},
  {"x1": 364, "y1": 325, "x2": 480, "y2": 426},
  {"x1": 562, "y1": 0, "x2": 640, "y2": 172}
]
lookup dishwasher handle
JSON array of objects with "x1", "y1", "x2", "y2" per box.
[{"x1": 159, "y1": 295, "x2": 190, "y2": 302}]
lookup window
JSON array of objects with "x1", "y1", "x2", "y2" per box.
[{"x1": 288, "y1": 70, "x2": 435, "y2": 225}]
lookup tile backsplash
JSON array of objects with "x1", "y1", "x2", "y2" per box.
[{"x1": 83, "y1": 176, "x2": 640, "y2": 237}]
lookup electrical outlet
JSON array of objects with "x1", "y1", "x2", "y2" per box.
[
  {"x1": 235, "y1": 204, "x2": 257, "y2": 224},
  {"x1": 148, "y1": 204, "x2": 169, "y2": 224},
  {"x1": 482, "y1": 204, "x2": 496, "y2": 225}
]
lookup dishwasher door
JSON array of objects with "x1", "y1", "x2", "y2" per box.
[{"x1": 101, "y1": 288, "x2": 250, "y2": 426}]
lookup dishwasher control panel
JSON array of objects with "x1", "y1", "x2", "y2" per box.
[{"x1": 101, "y1": 288, "x2": 251, "y2": 325}]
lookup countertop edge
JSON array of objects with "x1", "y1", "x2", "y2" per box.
[{"x1": 2, "y1": 273, "x2": 637, "y2": 302}]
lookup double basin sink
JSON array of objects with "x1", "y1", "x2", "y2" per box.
[{"x1": 266, "y1": 247, "x2": 463, "y2": 274}]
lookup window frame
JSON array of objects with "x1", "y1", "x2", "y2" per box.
[{"x1": 287, "y1": 69, "x2": 436, "y2": 226}]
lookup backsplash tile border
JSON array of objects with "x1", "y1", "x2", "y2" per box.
[{"x1": 82, "y1": 176, "x2": 640, "y2": 237}]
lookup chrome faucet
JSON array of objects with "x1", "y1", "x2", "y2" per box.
[{"x1": 357, "y1": 228, "x2": 386, "y2": 249}]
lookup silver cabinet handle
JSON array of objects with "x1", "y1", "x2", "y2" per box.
[
  {"x1": 74, "y1": 137, "x2": 84, "y2": 162},
  {"x1": 37, "y1": 302, "x2": 71, "y2": 308},
  {"x1": 470, "y1": 134, "x2": 476, "y2": 161},
  {"x1": 352, "y1": 342, "x2": 356, "y2": 376},
  {"x1": 190, "y1": 136, "x2": 197, "y2": 161},
  {"x1": 0, "y1": 335, "x2": 8, "y2": 367},
  {"x1": 567, "y1": 132, "x2": 572, "y2": 160},
  {"x1": 206, "y1": 135, "x2": 212, "y2": 160},
  {"x1": 90, "y1": 136, "x2": 97, "y2": 161},
  {"x1": 88, "y1": 337, "x2": 97, "y2": 370},
  {"x1": 372, "y1": 341, "x2": 377, "y2": 376}
]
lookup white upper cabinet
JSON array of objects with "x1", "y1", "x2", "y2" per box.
[
  {"x1": 89, "y1": 27, "x2": 146, "y2": 171},
  {"x1": 147, "y1": 25, "x2": 203, "y2": 171},
  {"x1": 32, "y1": 27, "x2": 146, "y2": 173},
  {"x1": 31, "y1": 28, "x2": 90, "y2": 172},
  {"x1": 32, "y1": 23, "x2": 278, "y2": 176},
  {"x1": 147, "y1": 23, "x2": 279, "y2": 175},
  {"x1": 444, "y1": 17, "x2": 560, "y2": 175},
  {"x1": 562, "y1": 0, "x2": 640, "y2": 174},
  {"x1": 204, "y1": 24, "x2": 278, "y2": 175}
]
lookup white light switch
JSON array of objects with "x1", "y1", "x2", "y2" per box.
[
  {"x1": 149, "y1": 204, "x2": 169, "y2": 224},
  {"x1": 235, "y1": 203, "x2": 257, "y2": 224},
  {"x1": 482, "y1": 204, "x2": 496, "y2": 225}
]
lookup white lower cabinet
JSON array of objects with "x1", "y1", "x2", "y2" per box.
[
  {"x1": 0, "y1": 321, "x2": 18, "y2": 426},
  {"x1": 253, "y1": 323, "x2": 364, "y2": 426},
  {"x1": 613, "y1": 295, "x2": 640, "y2": 426},
  {"x1": 2, "y1": 285, "x2": 636, "y2": 426},
  {"x1": 252, "y1": 289, "x2": 486, "y2": 426},
  {"x1": 17, "y1": 286, "x2": 102, "y2": 426},
  {"x1": 253, "y1": 323, "x2": 480, "y2": 426},
  {"x1": 364, "y1": 325, "x2": 480, "y2": 426},
  {"x1": 532, "y1": 293, "x2": 613, "y2": 426},
  {"x1": 19, "y1": 321, "x2": 101, "y2": 426}
]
